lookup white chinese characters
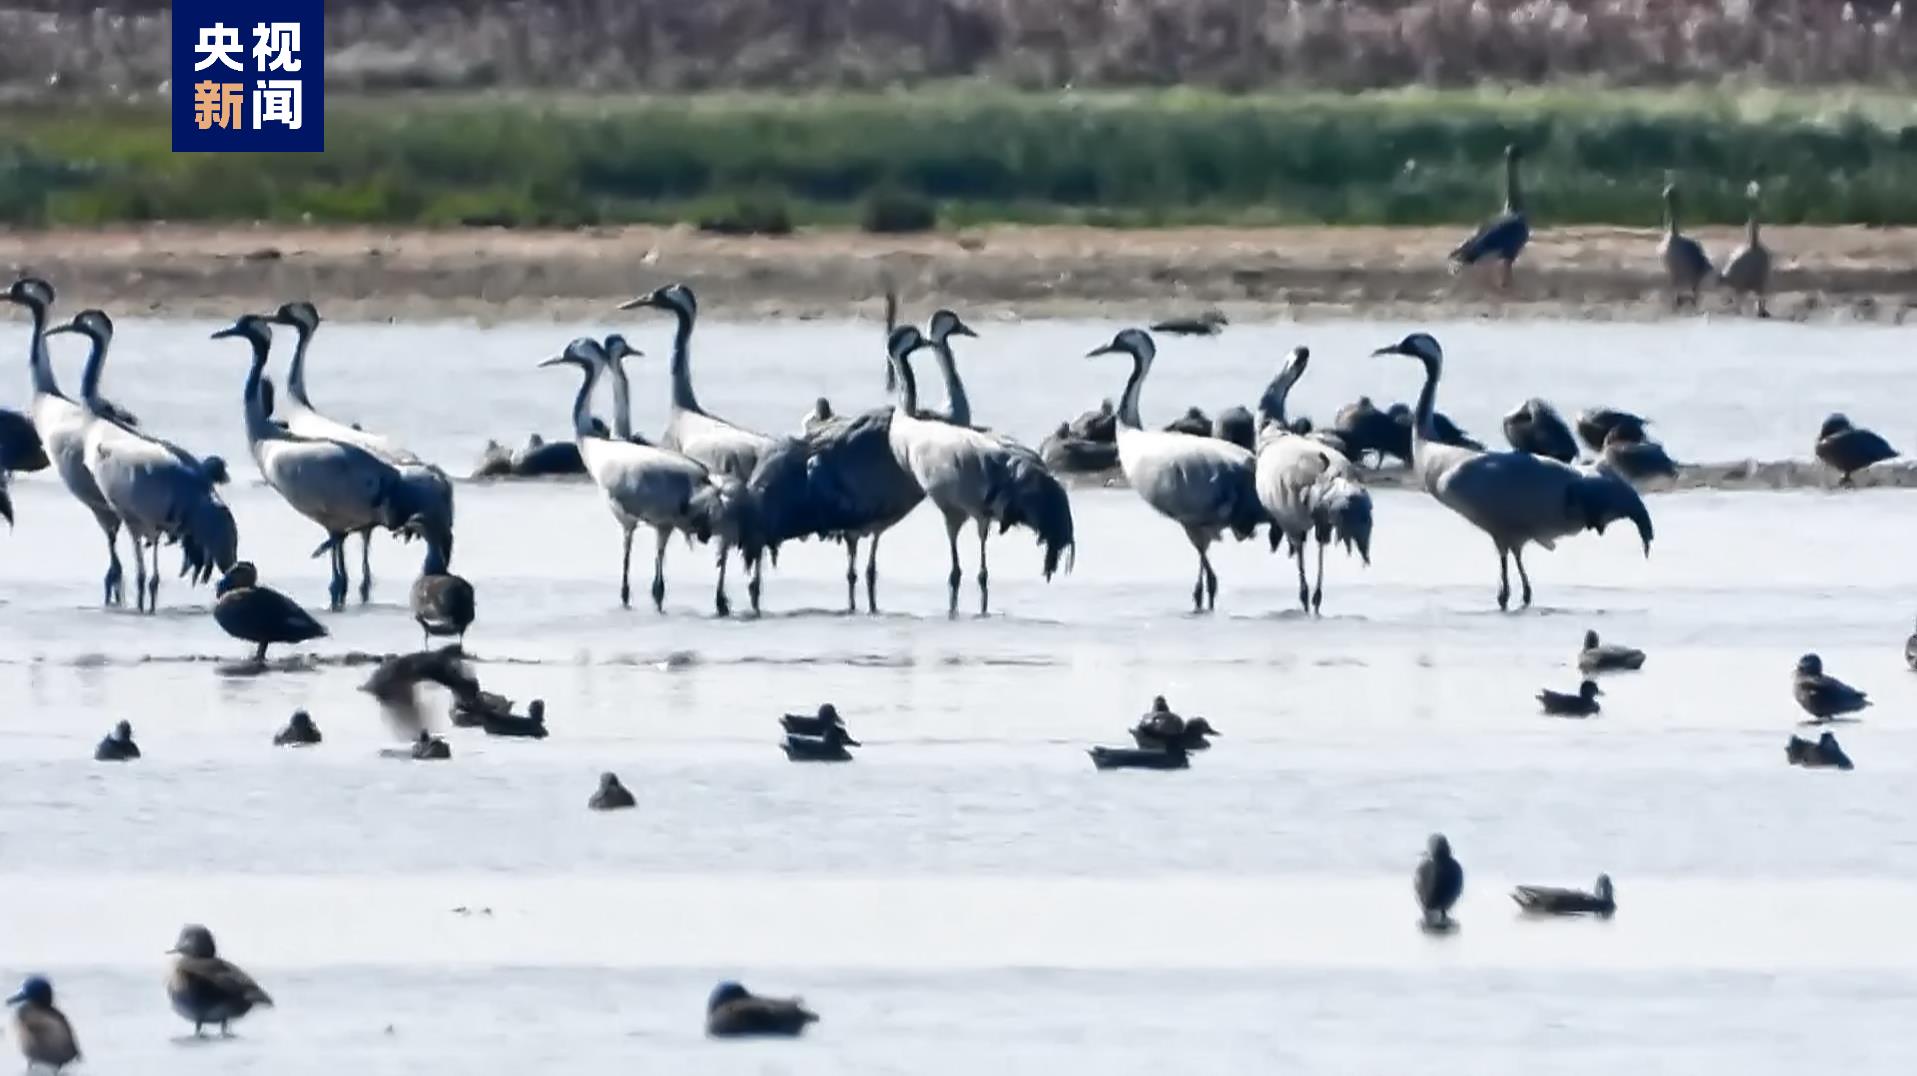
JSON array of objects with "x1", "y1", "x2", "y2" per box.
[
  {"x1": 192, "y1": 23, "x2": 245, "y2": 72},
  {"x1": 253, "y1": 81, "x2": 303, "y2": 131},
  {"x1": 252, "y1": 22, "x2": 303, "y2": 73}
]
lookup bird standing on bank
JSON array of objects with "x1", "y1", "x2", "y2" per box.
[
  {"x1": 1415, "y1": 834, "x2": 1465, "y2": 931},
  {"x1": 7, "y1": 975, "x2": 81, "y2": 1072},
  {"x1": 167, "y1": 924, "x2": 274, "y2": 1037},
  {"x1": 213, "y1": 562, "x2": 327, "y2": 666},
  {"x1": 1721, "y1": 180, "x2": 1772, "y2": 318},
  {"x1": 1448, "y1": 144, "x2": 1530, "y2": 290},
  {"x1": 1814, "y1": 413, "x2": 1898, "y2": 486},
  {"x1": 1512, "y1": 874, "x2": 1616, "y2": 917},
  {"x1": 1793, "y1": 653, "x2": 1869, "y2": 724}
]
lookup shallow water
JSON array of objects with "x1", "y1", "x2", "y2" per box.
[{"x1": 2, "y1": 316, "x2": 1916, "y2": 1072}]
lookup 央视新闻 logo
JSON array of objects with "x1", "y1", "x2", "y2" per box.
[{"x1": 171, "y1": 0, "x2": 324, "y2": 152}]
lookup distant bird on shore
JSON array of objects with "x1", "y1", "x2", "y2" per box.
[
  {"x1": 1576, "y1": 408, "x2": 1651, "y2": 455},
  {"x1": 1657, "y1": 175, "x2": 1714, "y2": 308},
  {"x1": 1814, "y1": 413, "x2": 1897, "y2": 486},
  {"x1": 7, "y1": 975, "x2": 80, "y2": 1072},
  {"x1": 167, "y1": 924, "x2": 273, "y2": 1037},
  {"x1": 1538, "y1": 679, "x2": 1603, "y2": 717},
  {"x1": 589, "y1": 772, "x2": 636, "y2": 810},
  {"x1": 94, "y1": 719, "x2": 139, "y2": 761},
  {"x1": 273, "y1": 709, "x2": 322, "y2": 746},
  {"x1": 1502, "y1": 398, "x2": 1578, "y2": 462},
  {"x1": 1578, "y1": 630, "x2": 1645, "y2": 673},
  {"x1": 1786, "y1": 731, "x2": 1853, "y2": 770},
  {"x1": 1720, "y1": 180, "x2": 1772, "y2": 318},
  {"x1": 1149, "y1": 310, "x2": 1228, "y2": 337},
  {"x1": 1793, "y1": 653, "x2": 1869, "y2": 724},
  {"x1": 1448, "y1": 144, "x2": 1529, "y2": 290},
  {"x1": 213, "y1": 562, "x2": 326, "y2": 666},
  {"x1": 705, "y1": 981, "x2": 818, "y2": 1038},
  {"x1": 1415, "y1": 833, "x2": 1464, "y2": 931},
  {"x1": 1512, "y1": 874, "x2": 1615, "y2": 917},
  {"x1": 1601, "y1": 426, "x2": 1679, "y2": 486}
]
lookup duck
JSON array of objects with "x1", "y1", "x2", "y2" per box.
[
  {"x1": 1088, "y1": 744, "x2": 1190, "y2": 771},
  {"x1": 1415, "y1": 833, "x2": 1465, "y2": 931},
  {"x1": 167, "y1": 924, "x2": 274, "y2": 1036},
  {"x1": 1575, "y1": 407, "x2": 1651, "y2": 455},
  {"x1": 1578, "y1": 630, "x2": 1646, "y2": 673},
  {"x1": 7, "y1": 975, "x2": 80, "y2": 1072},
  {"x1": 588, "y1": 772, "x2": 636, "y2": 810},
  {"x1": 1793, "y1": 653, "x2": 1869, "y2": 724},
  {"x1": 1149, "y1": 310, "x2": 1228, "y2": 337},
  {"x1": 1814, "y1": 413, "x2": 1898, "y2": 486},
  {"x1": 705, "y1": 980, "x2": 818, "y2": 1038},
  {"x1": 1331, "y1": 396, "x2": 1411, "y2": 468},
  {"x1": 1038, "y1": 421, "x2": 1120, "y2": 474},
  {"x1": 1905, "y1": 617, "x2": 1917, "y2": 671},
  {"x1": 273, "y1": 709, "x2": 322, "y2": 746},
  {"x1": 213, "y1": 562, "x2": 327, "y2": 665},
  {"x1": 1786, "y1": 731, "x2": 1854, "y2": 770},
  {"x1": 1128, "y1": 695, "x2": 1221, "y2": 751},
  {"x1": 782, "y1": 726, "x2": 856, "y2": 762},
  {"x1": 1512, "y1": 874, "x2": 1615, "y2": 917},
  {"x1": 780, "y1": 703, "x2": 858, "y2": 742},
  {"x1": 1538, "y1": 679, "x2": 1603, "y2": 717},
  {"x1": 1600, "y1": 426, "x2": 1679, "y2": 486},
  {"x1": 1162, "y1": 406, "x2": 1213, "y2": 438},
  {"x1": 409, "y1": 731, "x2": 452, "y2": 760},
  {"x1": 1501, "y1": 398, "x2": 1578, "y2": 463},
  {"x1": 1067, "y1": 399, "x2": 1118, "y2": 443},
  {"x1": 363, "y1": 646, "x2": 481, "y2": 737},
  {"x1": 408, "y1": 519, "x2": 474, "y2": 649},
  {"x1": 93, "y1": 719, "x2": 140, "y2": 761},
  {"x1": 481, "y1": 699, "x2": 548, "y2": 739},
  {"x1": 450, "y1": 689, "x2": 513, "y2": 728},
  {"x1": 1211, "y1": 406, "x2": 1256, "y2": 453}
]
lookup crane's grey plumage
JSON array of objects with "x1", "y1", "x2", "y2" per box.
[
  {"x1": 1658, "y1": 177, "x2": 1715, "y2": 307},
  {"x1": 1414, "y1": 833, "x2": 1464, "y2": 930},
  {"x1": 540, "y1": 338, "x2": 744, "y2": 612},
  {"x1": 1448, "y1": 144, "x2": 1529, "y2": 289},
  {"x1": 1814, "y1": 413, "x2": 1897, "y2": 486},
  {"x1": 1576, "y1": 407, "x2": 1650, "y2": 455},
  {"x1": 1793, "y1": 653, "x2": 1869, "y2": 724},
  {"x1": 214, "y1": 314, "x2": 406, "y2": 610},
  {"x1": 1373, "y1": 333, "x2": 1653, "y2": 611},
  {"x1": 1721, "y1": 180, "x2": 1772, "y2": 318},
  {"x1": 45, "y1": 310, "x2": 236, "y2": 610},
  {"x1": 8, "y1": 277, "x2": 127, "y2": 604},
  {"x1": 270, "y1": 301, "x2": 455, "y2": 604},
  {"x1": 885, "y1": 326, "x2": 1074, "y2": 616},
  {"x1": 1254, "y1": 346, "x2": 1373, "y2": 613},
  {"x1": 1089, "y1": 329, "x2": 1264, "y2": 612},
  {"x1": 619, "y1": 283, "x2": 776, "y2": 615},
  {"x1": 1502, "y1": 398, "x2": 1578, "y2": 462}
]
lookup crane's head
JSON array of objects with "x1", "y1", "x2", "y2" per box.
[
  {"x1": 928, "y1": 309, "x2": 977, "y2": 343},
  {"x1": 538, "y1": 336, "x2": 608, "y2": 373},
  {"x1": 1746, "y1": 179, "x2": 1762, "y2": 201},
  {"x1": 6, "y1": 976, "x2": 53, "y2": 1007},
  {"x1": 44, "y1": 308, "x2": 114, "y2": 345},
  {"x1": 1372, "y1": 333, "x2": 1442, "y2": 369},
  {"x1": 886, "y1": 325, "x2": 928, "y2": 361},
  {"x1": 1426, "y1": 833, "x2": 1451, "y2": 859},
  {"x1": 269, "y1": 301, "x2": 321, "y2": 337},
  {"x1": 1085, "y1": 328, "x2": 1155, "y2": 365},
  {"x1": 1503, "y1": 143, "x2": 1522, "y2": 163},
  {"x1": 4, "y1": 277, "x2": 54, "y2": 312},
  {"x1": 1795, "y1": 653, "x2": 1823, "y2": 677},
  {"x1": 211, "y1": 313, "x2": 274, "y2": 350},
  {"x1": 601, "y1": 333, "x2": 643, "y2": 365},
  {"x1": 619, "y1": 282, "x2": 697, "y2": 321}
]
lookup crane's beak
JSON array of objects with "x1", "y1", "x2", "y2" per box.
[
  {"x1": 209, "y1": 324, "x2": 243, "y2": 340},
  {"x1": 951, "y1": 322, "x2": 979, "y2": 339},
  {"x1": 43, "y1": 324, "x2": 77, "y2": 337},
  {"x1": 536, "y1": 355, "x2": 570, "y2": 368},
  {"x1": 617, "y1": 292, "x2": 662, "y2": 312},
  {"x1": 1085, "y1": 343, "x2": 1118, "y2": 358},
  {"x1": 1369, "y1": 344, "x2": 1406, "y2": 357}
]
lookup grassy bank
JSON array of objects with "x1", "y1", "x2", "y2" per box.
[{"x1": 5, "y1": 89, "x2": 1917, "y2": 229}]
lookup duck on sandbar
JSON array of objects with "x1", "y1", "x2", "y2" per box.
[
  {"x1": 273, "y1": 709, "x2": 322, "y2": 746},
  {"x1": 1786, "y1": 731, "x2": 1854, "y2": 770},
  {"x1": 167, "y1": 924, "x2": 273, "y2": 1037},
  {"x1": 94, "y1": 719, "x2": 140, "y2": 761},
  {"x1": 705, "y1": 981, "x2": 819, "y2": 1038},
  {"x1": 213, "y1": 562, "x2": 327, "y2": 666},
  {"x1": 1815, "y1": 413, "x2": 1898, "y2": 487},
  {"x1": 588, "y1": 772, "x2": 636, "y2": 810},
  {"x1": 1415, "y1": 833, "x2": 1464, "y2": 931},
  {"x1": 1578, "y1": 630, "x2": 1645, "y2": 673},
  {"x1": 7, "y1": 975, "x2": 80, "y2": 1072},
  {"x1": 1538, "y1": 679, "x2": 1602, "y2": 717},
  {"x1": 780, "y1": 703, "x2": 858, "y2": 742},
  {"x1": 1512, "y1": 874, "x2": 1615, "y2": 917},
  {"x1": 1793, "y1": 653, "x2": 1869, "y2": 724}
]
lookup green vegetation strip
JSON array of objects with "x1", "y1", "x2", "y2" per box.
[{"x1": 3, "y1": 89, "x2": 1916, "y2": 230}]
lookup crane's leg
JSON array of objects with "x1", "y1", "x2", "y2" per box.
[
  {"x1": 747, "y1": 553, "x2": 763, "y2": 616},
  {"x1": 129, "y1": 536, "x2": 148, "y2": 613},
  {"x1": 1756, "y1": 294, "x2": 1770, "y2": 319},
  {"x1": 943, "y1": 513, "x2": 964, "y2": 619},
  {"x1": 976, "y1": 518, "x2": 990, "y2": 617},
  {"x1": 358, "y1": 529, "x2": 374, "y2": 604},
  {"x1": 1292, "y1": 537, "x2": 1310, "y2": 611},
  {"x1": 1498, "y1": 259, "x2": 1513, "y2": 292},
  {"x1": 328, "y1": 535, "x2": 349, "y2": 611},
  {"x1": 650, "y1": 526, "x2": 670, "y2": 611},
  {"x1": 146, "y1": 537, "x2": 162, "y2": 611},
  {"x1": 713, "y1": 539, "x2": 733, "y2": 618},
  {"x1": 1312, "y1": 539, "x2": 1327, "y2": 614},
  {"x1": 97, "y1": 514, "x2": 123, "y2": 607},
  {"x1": 619, "y1": 527, "x2": 634, "y2": 608},
  {"x1": 842, "y1": 537, "x2": 860, "y2": 613},
  {"x1": 1495, "y1": 545, "x2": 1512, "y2": 611},
  {"x1": 1192, "y1": 554, "x2": 1205, "y2": 613},
  {"x1": 1201, "y1": 551, "x2": 1218, "y2": 610},
  {"x1": 1512, "y1": 545, "x2": 1534, "y2": 609},
  {"x1": 865, "y1": 533, "x2": 882, "y2": 614}
]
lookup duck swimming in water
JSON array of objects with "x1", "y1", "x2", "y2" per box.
[
  {"x1": 780, "y1": 703, "x2": 858, "y2": 742},
  {"x1": 213, "y1": 562, "x2": 327, "y2": 666},
  {"x1": 1787, "y1": 731, "x2": 1854, "y2": 770},
  {"x1": 1512, "y1": 874, "x2": 1615, "y2": 917},
  {"x1": 1127, "y1": 695, "x2": 1220, "y2": 751},
  {"x1": 481, "y1": 698, "x2": 548, "y2": 739},
  {"x1": 782, "y1": 725, "x2": 856, "y2": 762},
  {"x1": 8, "y1": 975, "x2": 80, "y2": 1072},
  {"x1": 273, "y1": 709, "x2": 322, "y2": 746},
  {"x1": 1088, "y1": 744, "x2": 1190, "y2": 770},
  {"x1": 588, "y1": 772, "x2": 636, "y2": 810},
  {"x1": 1415, "y1": 833, "x2": 1464, "y2": 931},
  {"x1": 1578, "y1": 630, "x2": 1645, "y2": 673},
  {"x1": 94, "y1": 719, "x2": 139, "y2": 761},
  {"x1": 167, "y1": 924, "x2": 273, "y2": 1037},
  {"x1": 1793, "y1": 653, "x2": 1869, "y2": 724},
  {"x1": 1538, "y1": 679, "x2": 1603, "y2": 717},
  {"x1": 392, "y1": 730, "x2": 452, "y2": 760},
  {"x1": 705, "y1": 980, "x2": 818, "y2": 1038}
]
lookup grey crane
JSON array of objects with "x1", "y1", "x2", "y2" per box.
[
  {"x1": 44, "y1": 310, "x2": 236, "y2": 610},
  {"x1": 619, "y1": 283, "x2": 777, "y2": 615},
  {"x1": 1657, "y1": 177, "x2": 1714, "y2": 308},
  {"x1": 1814, "y1": 413, "x2": 1897, "y2": 486},
  {"x1": 1087, "y1": 328, "x2": 1265, "y2": 612},
  {"x1": 1448, "y1": 144, "x2": 1530, "y2": 290},
  {"x1": 884, "y1": 326, "x2": 1074, "y2": 617},
  {"x1": 539, "y1": 337, "x2": 744, "y2": 613},
  {"x1": 1720, "y1": 180, "x2": 1772, "y2": 318},
  {"x1": 1501, "y1": 398, "x2": 1578, "y2": 462},
  {"x1": 7, "y1": 277, "x2": 126, "y2": 603},
  {"x1": 1253, "y1": 346, "x2": 1373, "y2": 613},
  {"x1": 269, "y1": 301, "x2": 455, "y2": 604},
  {"x1": 213, "y1": 314, "x2": 406, "y2": 610},
  {"x1": 1371, "y1": 333, "x2": 1653, "y2": 611}
]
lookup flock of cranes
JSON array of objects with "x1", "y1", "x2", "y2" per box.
[{"x1": 3, "y1": 272, "x2": 1671, "y2": 635}]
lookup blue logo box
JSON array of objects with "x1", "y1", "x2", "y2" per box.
[{"x1": 171, "y1": 0, "x2": 325, "y2": 152}]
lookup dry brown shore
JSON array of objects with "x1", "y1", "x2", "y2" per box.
[{"x1": 3, "y1": 223, "x2": 1916, "y2": 323}]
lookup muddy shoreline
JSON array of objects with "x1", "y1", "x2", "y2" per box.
[{"x1": 3, "y1": 223, "x2": 1915, "y2": 323}]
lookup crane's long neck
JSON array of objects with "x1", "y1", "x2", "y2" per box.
[
  {"x1": 421, "y1": 537, "x2": 450, "y2": 576},
  {"x1": 241, "y1": 342, "x2": 279, "y2": 445},
  {"x1": 608, "y1": 359, "x2": 634, "y2": 440},
  {"x1": 1258, "y1": 358, "x2": 1303, "y2": 429},
  {"x1": 286, "y1": 324, "x2": 316, "y2": 409},
  {"x1": 1503, "y1": 156, "x2": 1522, "y2": 213},
  {"x1": 1116, "y1": 353, "x2": 1149, "y2": 430},
  {"x1": 24, "y1": 301, "x2": 59, "y2": 398},
  {"x1": 1745, "y1": 198, "x2": 1761, "y2": 244},
  {"x1": 667, "y1": 306, "x2": 700, "y2": 413},
  {"x1": 78, "y1": 330, "x2": 113, "y2": 415},
  {"x1": 1663, "y1": 192, "x2": 1679, "y2": 236},
  {"x1": 568, "y1": 362, "x2": 602, "y2": 440},
  {"x1": 930, "y1": 337, "x2": 972, "y2": 426},
  {"x1": 889, "y1": 349, "x2": 920, "y2": 418}
]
